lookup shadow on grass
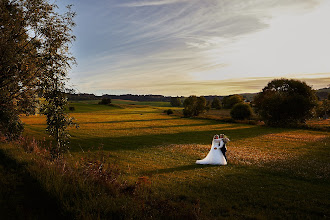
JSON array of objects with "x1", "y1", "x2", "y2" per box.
[
  {"x1": 0, "y1": 147, "x2": 72, "y2": 219},
  {"x1": 143, "y1": 164, "x2": 216, "y2": 175},
  {"x1": 78, "y1": 118, "x2": 176, "y2": 124},
  {"x1": 70, "y1": 125, "x2": 288, "y2": 152}
]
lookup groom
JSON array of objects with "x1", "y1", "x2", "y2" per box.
[{"x1": 219, "y1": 134, "x2": 227, "y2": 160}]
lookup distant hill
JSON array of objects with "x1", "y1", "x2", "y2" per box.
[{"x1": 67, "y1": 87, "x2": 329, "y2": 102}]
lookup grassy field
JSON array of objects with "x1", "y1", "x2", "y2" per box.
[{"x1": 1, "y1": 100, "x2": 329, "y2": 219}]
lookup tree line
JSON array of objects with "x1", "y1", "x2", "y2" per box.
[{"x1": 180, "y1": 79, "x2": 329, "y2": 127}]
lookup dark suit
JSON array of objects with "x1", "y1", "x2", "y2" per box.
[{"x1": 220, "y1": 142, "x2": 227, "y2": 160}]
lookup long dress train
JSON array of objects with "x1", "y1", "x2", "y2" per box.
[{"x1": 196, "y1": 138, "x2": 227, "y2": 165}]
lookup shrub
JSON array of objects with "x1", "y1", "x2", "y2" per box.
[
  {"x1": 166, "y1": 109, "x2": 174, "y2": 115},
  {"x1": 230, "y1": 103, "x2": 253, "y2": 120},
  {"x1": 69, "y1": 107, "x2": 75, "y2": 111},
  {"x1": 99, "y1": 98, "x2": 111, "y2": 105}
]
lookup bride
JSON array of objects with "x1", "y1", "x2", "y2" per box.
[{"x1": 196, "y1": 135, "x2": 227, "y2": 165}]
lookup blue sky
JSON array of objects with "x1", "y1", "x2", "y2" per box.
[{"x1": 60, "y1": 0, "x2": 330, "y2": 96}]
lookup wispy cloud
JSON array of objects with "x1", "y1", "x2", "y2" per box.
[
  {"x1": 70, "y1": 0, "x2": 330, "y2": 95},
  {"x1": 119, "y1": 0, "x2": 189, "y2": 7}
]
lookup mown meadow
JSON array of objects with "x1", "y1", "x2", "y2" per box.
[{"x1": 0, "y1": 100, "x2": 329, "y2": 219}]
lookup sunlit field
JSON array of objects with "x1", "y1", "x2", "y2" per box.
[{"x1": 11, "y1": 100, "x2": 330, "y2": 218}]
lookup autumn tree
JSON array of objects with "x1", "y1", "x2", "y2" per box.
[
  {"x1": 183, "y1": 96, "x2": 207, "y2": 117},
  {"x1": 0, "y1": 0, "x2": 76, "y2": 154},
  {"x1": 222, "y1": 94, "x2": 244, "y2": 109},
  {"x1": 253, "y1": 79, "x2": 317, "y2": 126}
]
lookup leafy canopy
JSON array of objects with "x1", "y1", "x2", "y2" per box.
[
  {"x1": 0, "y1": 0, "x2": 76, "y2": 154},
  {"x1": 183, "y1": 96, "x2": 207, "y2": 117},
  {"x1": 253, "y1": 78, "x2": 317, "y2": 126},
  {"x1": 222, "y1": 94, "x2": 244, "y2": 109},
  {"x1": 230, "y1": 103, "x2": 253, "y2": 120}
]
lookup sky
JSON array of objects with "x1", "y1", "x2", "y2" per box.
[{"x1": 60, "y1": 0, "x2": 330, "y2": 96}]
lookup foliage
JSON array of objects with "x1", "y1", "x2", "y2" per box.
[
  {"x1": 183, "y1": 96, "x2": 207, "y2": 117},
  {"x1": 165, "y1": 109, "x2": 174, "y2": 115},
  {"x1": 0, "y1": 98, "x2": 24, "y2": 140},
  {"x1": 315, "y1": 99, "x2": 330, "y2": 118},
  {"x1": 253, "y1": 78, "x2": 318, "y2": 126},
  {"x1": 230, "y1": 103, "x2": 253, "y2": 120},
  {"x1": 0, "y1": 0, "x2": 76, "y2": 153},
  {"x1": 43, "y1": 86, "x2": 76, "y2": 156},
  {"x1": 211, "y1": 97, "x2": 222, "y2": 109},
  {"x1": 0, "y1": 0, "x2": 38, "y2": 138},
  {"x1": 98, "y1": 98, "x2": 111, "y2": 105},
  {"x1": 222, "y1": 94, "x2": 244, "y2": 109},
  {"x1": 170, "y1": 97, "x2": 182, "y2": 107}
]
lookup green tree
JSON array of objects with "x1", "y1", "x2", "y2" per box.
[
  {"x1": 253, "y1": 79, "x2": 317, "y2": 126},
  {"x1": 0, "y1": 0, "x2": 76, "y2": 154},
  {"x1": 230, "y1": 103, "x2": 253, "y2": 120},
  {"x1": 170, "y1": 97, "x2": 182, "y2": 107},
  {"x1": 222, "y1": 95, "x2": 244, "y2": 109},
  {"x1": 211, "y1": 97, "x2": 222, "y2": 109},
  {"x1": 99, "y1": 98, "x2": 111, "y2": 105},
  {"x1": 315, "y1": 99, "x2": 330, "y2": 119},
  {"x1": 183, "y1": 96, "x2": 207, "y2": 117}
]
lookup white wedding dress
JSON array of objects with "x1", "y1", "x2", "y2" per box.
[{"x1": 196, "y1": 138, "x2": 227, "y2": 165}]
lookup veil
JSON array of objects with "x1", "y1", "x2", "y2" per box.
[{"x1": 196, "y1": 138, "x2": 227, "y2": 165}]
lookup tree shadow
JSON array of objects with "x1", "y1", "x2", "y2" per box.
[
  {"x1": 69, "y1": 125, "x2": 289, "y2": 152},
  {"x1": 142, "y1": 164, "x2": 215, "y2": 175},
  {"x1": 0, "y1": 148, "x2": 72, "y2": 219},
  {"x1": 79, "y1": 118, "x2": 174, "y2": 124}
]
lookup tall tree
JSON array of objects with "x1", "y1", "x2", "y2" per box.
[
  {"x1": 0, "y1": 0, "x2": 76, "y2": 153},
  {"x1": 170, "y1": 97, "x2": 182, "y2": 107},
  {"x1": 253, "y1": 79, "x2": 317, "y2": 126}
]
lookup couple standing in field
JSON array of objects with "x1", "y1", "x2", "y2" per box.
[{"x1": 196, "y1": 134, "x2": 229, "y2": 165}]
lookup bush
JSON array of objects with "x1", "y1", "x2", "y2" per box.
[
  {"x1": 69, "y1": 107, "x2": 75, "y2": 111},
  {"x1": 230, "y1": 103, "x2": 253, "y2": 120},
  {"x1": 166, "y1": 109, "x2": 174, "y2": 115},
  {"x1": 99, "y1": 98, "x2": 111, "y2": 105},
  {"x1": 253, "y1": 78, "x2": 317, "y2": 126}
]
